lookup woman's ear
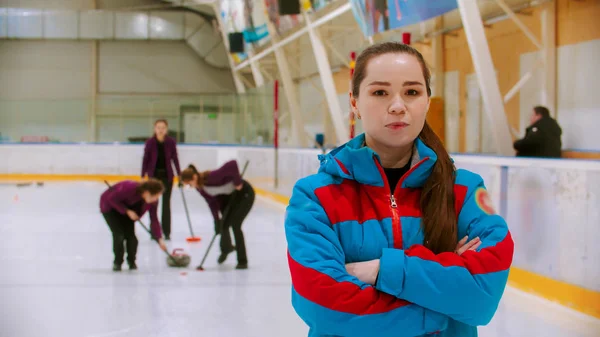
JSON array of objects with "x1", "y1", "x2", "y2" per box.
[{"x1": 349, "y1": 91, "x2": 361, "y2": 119}]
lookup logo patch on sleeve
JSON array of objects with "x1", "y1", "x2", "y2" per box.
[{"x1": 475, "y1": 187, "x2": 495, "y2": 215}]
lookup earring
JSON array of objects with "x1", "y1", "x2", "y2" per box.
[{"x1": 357, "y1": 114, "x2": 362, "y2": 120}]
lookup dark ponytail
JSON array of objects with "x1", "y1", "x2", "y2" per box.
[
  {"x1": 419, "y1": 122, "x2": 457, "y2": 254},
  {"x1": 181, "y1": 164, "x2": 210, "y2": 188},
  {"x1": 181, "y1": 164, "x2": 198, "y2": 182}
]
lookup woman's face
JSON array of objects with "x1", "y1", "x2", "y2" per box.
[
  {"x1": 350, "y1": 52, "x2": 430, "y2": 151},
  {"x1": 154, "y1": 122, "x2": 168, "y2": 139},
  {"x1": 142, "y1": 191, "x2": 160, "y2": 204}
]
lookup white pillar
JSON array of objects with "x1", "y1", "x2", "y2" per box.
[
  {"x1": 212, "y1": 3, "x2": 246, "y2": 94},
  {"x1": 247, "y1": 49, "x2": 265, "y2": 87},
  {"x1": 431, "y1": 17, "x2": 444, "y2": 97},
  {"x1": 255, "y1": 0, "x2": 307, "y2": 147},
  {"x1": 90, "y1": 0, "x2": 99, "y2": 142},
  {"x1": 90, "y1": 40, "x2": 98, "y2": 142},
  {"x1": 457, "y1": 0, "x2": 514, "y2": 156},
  {"x1": 302, "y1": 10, "x2": 347, "y2": 145},
  {"x1": 541, "y1": 1, "x2": 557, "y2": 117}
]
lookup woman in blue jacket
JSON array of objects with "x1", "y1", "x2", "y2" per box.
[
  {"x1": 284, "y1": 42, "x2": 514, "y2": 337},
  {"x1": 141, "y1": 119, "x2": 181, "y2": 240}
]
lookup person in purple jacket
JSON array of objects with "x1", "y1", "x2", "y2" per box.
[
  {"x1": 180, "y1": 160, "x2": 255, "y2": 269},
  {"x1": 100, "y1": 179, "x2": 167, "y2": 271},
  {"x1": 141, "y1": 119, "x2": 182, "y2": 240}
]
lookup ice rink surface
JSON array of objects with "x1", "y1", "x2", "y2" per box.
[{"x1": 1, "y1": 182, "x2": 598, "y2": 337}]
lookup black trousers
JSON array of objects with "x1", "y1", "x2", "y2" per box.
[
  {"x1": 154, "y1": 169, "x2": 173, "y2": 237},
  {"x1": 103, "y1": 210, "x2": 137, "y2": 265},
  {"x1": 219, "y1": 181, "x2": 255, "y2": 264}
]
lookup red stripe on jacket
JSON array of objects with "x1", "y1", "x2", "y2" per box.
[
  {"x1": 453, "y1": 184, "x2": 468, "y2": 215},
  {"x1": 404, "y1": 231, "x2": 514, "y2": 274},
  {"x1": 288, "y1": 252, "x2": 411, "y2": 315},
  {"x1": 335, "y1": 158, "x2": 350, "y2": 175},
  {"x1": 314, "y1": 181, "x2": 423, "y2": 226},
  {"x1": 315, "y1": 180, "x2": 389, "y2": 225}
]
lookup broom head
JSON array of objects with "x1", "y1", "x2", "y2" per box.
[{"x1": 185, "y1": 236, "x2": 201, "y2": 243}]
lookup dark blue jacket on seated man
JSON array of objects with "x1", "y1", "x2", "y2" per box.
[{"x1": 513, "y1": 105, "x2": 562, "y2": 158}]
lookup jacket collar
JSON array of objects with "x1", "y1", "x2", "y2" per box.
[
  {"x1": 148, "y1": 135, "x2": 171, "y2": 147},
  {"x1": 317, "y1": 133, "x2": 437, "y2": 189}
]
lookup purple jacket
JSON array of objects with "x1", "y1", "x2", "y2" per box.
[
  {"x1": 141, "y1": 136, "x2": 181, "y2": 182},
  {"x1": 196, "y1": 160, "x2": 244, "y2": 222},
  {"x1": 100, "y1": 180, "x2": 162, "y2": 239}
]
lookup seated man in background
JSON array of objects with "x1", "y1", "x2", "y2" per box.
[{"x1": 513, "y1": 105, "x2": 562, "y2": 158}]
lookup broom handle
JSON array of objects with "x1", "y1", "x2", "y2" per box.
[
  {"x1": 103, "y1": 180, "x2": 175, "y2": 261},
  {"x1": 180, "y1": 186, "x2": 195, "y2": 237}
]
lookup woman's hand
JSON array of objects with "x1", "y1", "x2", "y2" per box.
[
  {"x1": 345, "y1": 236, "x2": 479, "y2": 285},
  {"x1": 235, "y1": 183, "x2": 243, "y2": 191},
  {"x1": 126, "y1": 210, "x2": 139, "y2": 221},
  {"x1": 345, "y1": 259, "x2": 380, "y2": 285},
  {"x1": 455, "y1": 236, "x2": 481, "y2": 255},
  {"x1": 158, "y1": 238, "x2": 167, "y2": 251}
]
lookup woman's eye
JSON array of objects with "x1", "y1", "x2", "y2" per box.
[
  {"x1": 406, "y1": 89, "x2": 419, "y2": 96},
  {"x1": 373, "y1": 90, "x2": 387, "y2": 96}
]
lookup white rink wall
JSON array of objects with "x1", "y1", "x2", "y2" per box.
[{"x1": 1, "y1": 143, "x2": 599, "y2": 294}]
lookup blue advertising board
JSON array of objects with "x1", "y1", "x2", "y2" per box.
[{"x1": 350, "y1": 0, "x2": 458, "y2": 37}]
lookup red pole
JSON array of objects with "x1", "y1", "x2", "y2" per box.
[
  {"x1": 274, "y1": 79, "x2": 279, "y2": 148},
  {"x1": 349, "y1": 51, "x2": 357, "y2": 140},
  {"x1": 273, "y1": 80, "x2": 279, "y2": 188}
]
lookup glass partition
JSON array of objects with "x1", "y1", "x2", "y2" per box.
[{"x1": 0, "y1": 90, "x2": 277, "y2": 145}]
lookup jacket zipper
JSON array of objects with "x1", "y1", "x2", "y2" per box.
[
  {"x1": 389, "y1": 194, "x2": 402, "y2": 248},
  {"x1": 375, "y1": 159, "x2": 403, "y2": 249},
  {"x1": 376, "y1": 156, "x2": 429, "y2": 249}
]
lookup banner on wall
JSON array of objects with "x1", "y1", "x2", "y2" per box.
[
  {"x1": 350, "y1": 0, "x2": 458, "y2": 37},
  {"x1": 220, "y1": 0, "x2": 272, "y2": 62},
  {"x1": 309, "y1": 0, "x2": 335, "y2": 11}
]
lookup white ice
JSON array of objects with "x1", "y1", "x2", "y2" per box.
[{"x1": 0, "y1": 182, "x2": 598, "y2": 337}]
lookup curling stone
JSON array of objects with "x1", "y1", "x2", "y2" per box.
[{"x1": 167, "y1": 248, "x2": 191, "y2": 268}]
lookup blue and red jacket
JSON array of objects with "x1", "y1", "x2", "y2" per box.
[{"x1": 284, "y1": 134, "x2": 514, "y2": 337}]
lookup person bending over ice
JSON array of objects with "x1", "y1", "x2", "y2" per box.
[
  {"x1": 100, "y1": 178, "x2": 167, "y2": 271},
  {"x1": 180, "y1": 160, "x2": 255, "y2": 270}
]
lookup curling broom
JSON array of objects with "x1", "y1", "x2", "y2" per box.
[{"x1": 179, "y1": 185, "x2": 201, "y2": 242}]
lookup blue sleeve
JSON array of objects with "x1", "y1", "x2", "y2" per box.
[
  {"x1": 374, "y1": 171, "x2": 514, "y2": 326},
  {"x1": 285, "y1": 177, "x2": 448, "y2": 337}
]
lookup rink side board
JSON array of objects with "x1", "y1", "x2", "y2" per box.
[{"x1": 0, "y1": 172, "x2": 598, "y2": 320}]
